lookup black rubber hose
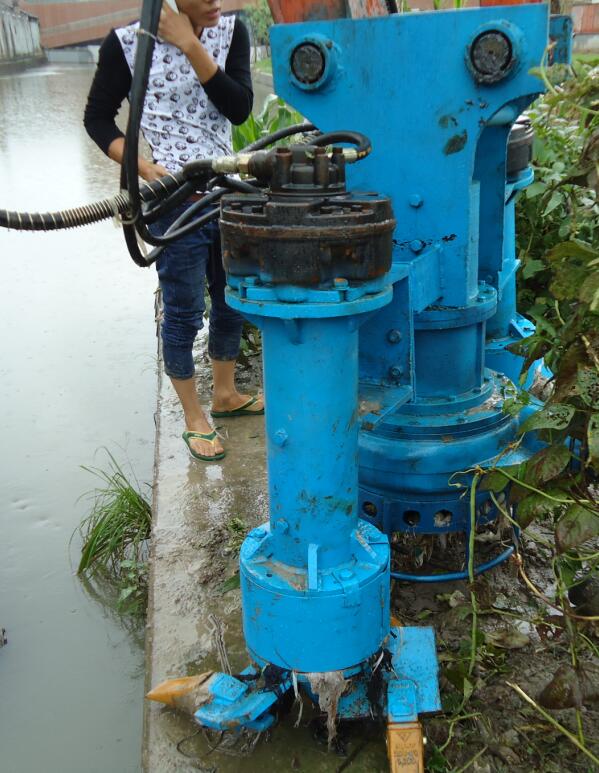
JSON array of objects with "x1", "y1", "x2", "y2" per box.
[
  {"x1": 118, "y1": 0, "x2": 162, "y2": 264},
  {"x1": 0, "y1": 193, "x2": 131, "y2": 231},
  {"x1": 242, "y1": 122, "x2": 317, "y2": 152},
  {"x1": 144, "y1": 206, "x2": 220, "y2": 266},
  {"x1": 0, "y1": 171, "x2": 186, "y2": 232},
  {"x1": 310, "y1": 131, "x2": 372, "y2": 159},
  {"x1": 143, "y1": 180, "x2": 196, "y2": 224}
]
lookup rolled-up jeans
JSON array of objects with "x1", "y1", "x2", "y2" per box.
[{"x1": 151, "y1": 204, "x2": 243, "y2": 380}]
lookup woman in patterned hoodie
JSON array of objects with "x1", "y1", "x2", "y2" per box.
[{"x1": 84, "y1": 0, "x2": 263, "y2": 462}]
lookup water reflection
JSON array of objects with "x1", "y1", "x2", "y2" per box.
[{"x1": 0, "y1": 63, "x2": 156, "y2": 773}]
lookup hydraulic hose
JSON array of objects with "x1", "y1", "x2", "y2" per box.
[
  {"x1": 0, "y1": 194, "x2": 132, "y2": 232},
  {"x1": 310, "y1": 131, "x2": 372, "y2": 160},
  {"x1": 0, "y1": 0, "x2": 370, "y2": 266},
  {"x1": 0, "y1": 171, "x2": 187, "y2": 232},
  {"x1": 243, "y1": 122, "x2": 317, "y2": 151}
]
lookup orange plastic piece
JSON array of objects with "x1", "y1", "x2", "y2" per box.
[
  {"x1": 268, "y1": 0, "x2": 389, "y2": 24},
  {"x1": 146, "y1": 673, "x2": 213, "y2": 709},
  {"x1": 268, "y1": 0, "x2": 347, "y2": 23},
  {"x1": 387, "y1": 721, "x2": 425, "y2": 773},
  {"x1": 480, "y1": 0, "x2": 543, "y2": 5}
]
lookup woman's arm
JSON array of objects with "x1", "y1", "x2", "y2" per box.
[
  {"x1": 158, "y1": 10, "x2": 253, "y2": 126},
  {"x1": 83, "y1": 31, "x2": 167, "y2": 181}
]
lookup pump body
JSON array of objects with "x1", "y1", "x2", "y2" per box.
[{"x1": 191, "y1": 3, "x2": 572, "y2": 764}]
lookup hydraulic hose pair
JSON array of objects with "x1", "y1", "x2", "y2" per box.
[{"x1": 0, "y1": 0, "x2": 372, "y2": 267}]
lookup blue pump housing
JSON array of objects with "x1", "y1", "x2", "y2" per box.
[{"x1": 272, "y1": 6, "x2": 553, "y2": 553}]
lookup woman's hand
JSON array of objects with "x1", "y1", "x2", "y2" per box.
[
  {"x1": 139, "y1": 160, "x2": 169, "y2": 182},
  {"x1": 158, "y1": 3, "x2": 198, "y2": 56}
]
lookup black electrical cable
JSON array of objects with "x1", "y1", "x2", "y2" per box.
[
  {"x1": 142, "y1": 180, "x2": 196, "y2": 224},
  {"x1": 145, "y1": 207, "x2": 220, "y2": 265}
]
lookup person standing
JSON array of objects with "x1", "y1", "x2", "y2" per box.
[{"x1": 84, "y1": 0, "x2": 263, "y2": 462}]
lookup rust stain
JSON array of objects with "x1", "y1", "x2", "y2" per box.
[
  {"x1": 443, "y1": 131, "x2": 468, "y2": 155},
  {"x1": 439, "y1": 114, "x2": 458, "y2": 129}
]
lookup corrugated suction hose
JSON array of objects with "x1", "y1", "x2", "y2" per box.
[{"x1": 0, "y1": 172, "x2": 186, "y2": 232}]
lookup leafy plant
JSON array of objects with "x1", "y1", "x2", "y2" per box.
[
  {"x1": 424, "y1": 62, "x2": 599, "y2": 768},
  {"x1": 511, "y1": 60, "x2": 599, "y2": 533},
  {"x1": 226, "y1": 517, "x2": 249, "y2": 553},
  {"x1": 244, "y1": 0, "x2": 273, "y2": 57},
  {"x1": 232, "y1": 93, "x2": 307, "y2": 153},
  {"x1": 76, "y1": 449, "x2": 152, "y2": 615}
]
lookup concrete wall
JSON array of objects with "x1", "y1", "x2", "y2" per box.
[
  {"x1": 572, "y1": 2, "x2": 599, "y2": 51},
  {"x1": 18, "y1": 0, "x2": 258, "y2": 48},
  {"x1": 18, "y1": 1, "x2": 138, "y2": 48},
  {"x1": 0, "y1": 2, "x2": 43, "y2": 64}
]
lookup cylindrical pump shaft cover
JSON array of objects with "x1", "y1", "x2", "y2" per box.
[
  {"x1": 220, "y1": 192, "x2": 395, "y2": 286},
  {"x1": 507, "y1": 118, "x2": 534, "y2": 176}
]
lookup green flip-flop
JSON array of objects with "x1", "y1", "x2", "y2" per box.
[
  {"x1": 210, "y1": 395, "x2": 264, "y2": 418},
  {"x1": 182, "y1": 430, "x2": 226, "y2": 462}
]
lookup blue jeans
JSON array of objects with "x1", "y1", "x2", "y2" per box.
[{"x1": 151, "y1": 205, "x2": 243, "y2": 380}]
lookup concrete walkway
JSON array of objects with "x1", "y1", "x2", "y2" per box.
[
  {"x1": 142, "y1": 338, "x2": 267, "y2": 771},
  {"x1": 142, "y1": 339, "x2": 387, "y2": 771}
]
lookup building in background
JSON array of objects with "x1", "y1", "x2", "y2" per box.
[
  {"x1": 572, "y1": 1, "x2": 599, "y2": 51},
  {"x1": 13, "y1": 0, "x2": 599, "y2": 54},
  {"x1": 0, "y1": 0, "x2": 44, "y2": 65},
  {"x1": 17, "y1": 0, "x2": 258, "y2": 49}
]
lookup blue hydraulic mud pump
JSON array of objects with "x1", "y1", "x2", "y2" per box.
[
  {"x1": 190, "y1": 2, "x2": 573, "y2": 768},
  {"x1": 0, "y1": 0, "x2": 573, "y2": 769}
]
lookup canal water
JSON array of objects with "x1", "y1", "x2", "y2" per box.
[
  {"x1": 0, "y1": 63, "x2": 157, "y2": 773},
  {"x1": 0, "y1": 63, "x2": 273, "y2": 773}
]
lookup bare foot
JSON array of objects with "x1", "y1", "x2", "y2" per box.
[
  {"x1": 185, "y1": 415, "x2": 224, "y2": 458},
  {"x1": 212, "y1": 391, "x2": 264, "y2": 414}
]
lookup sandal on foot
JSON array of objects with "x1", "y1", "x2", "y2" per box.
[
  {"x1": 210, "y1": 395, "x2": 264, "y2": 418},
  {"x1": 182, "y1": 430, "x2": 226, "y2": 462}
]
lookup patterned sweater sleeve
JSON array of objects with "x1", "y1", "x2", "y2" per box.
[
  {"x1": 84, "y1": 17, "x2": 253, "y2": 156},
  {"x1": 203, "y1": 17, "x2": 253, "y2": 126},
  {"x1": 83, "y1": 29, "x2": 131, "y2": 155}
]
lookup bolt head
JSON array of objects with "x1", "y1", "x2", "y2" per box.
[
  {"x1": 387, "y1": 329, "x2": 402, "y2": 344},
  {"x1": 273, "y1": 429, "x2": 288, "y2": 446},
  {"x1": 409, "y1": 239, "x2": 424, "y2": 254},
  {"x1": 408, "y1": 194, "x2": 423, "y2": 208}
]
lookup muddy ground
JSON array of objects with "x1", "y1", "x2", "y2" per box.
[{"x1": 144, "y1": 335, "x2": 599, "y2": 773}]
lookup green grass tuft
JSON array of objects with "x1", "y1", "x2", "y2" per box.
[{"x1": 76, "y1": 450, "x2": 152, "y2": 615}]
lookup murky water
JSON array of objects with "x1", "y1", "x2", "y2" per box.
[
  {"x1": 0, "y1": 61, "x2": 276, "y2": 773},
  {"x1": 0, "y1": 63, "x2": 158, "y2": 773}
]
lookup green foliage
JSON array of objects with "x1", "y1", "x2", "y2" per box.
[
  {"x1": 245, "y1": 0, "x2": 272, "y2": 51},
  {"x1": 508, "y1": 61, "x2": 599, "y2": 567},
  {"x1": 516, "y1": 59, "x2": 599, "y2": 312},
  {"x1": 226, "y1": 516, "x2": 249, "y2": 553},
  {"x1": 76, "y1": 450, "x2": 152, "y2": 616},
  {"x1": 232, "y1": 93, "x2": 306, "y2": 153}
]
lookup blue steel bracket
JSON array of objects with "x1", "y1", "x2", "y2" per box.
[
  {"x1": 194, "y1": 672, "x2": 292, "y2": 732},
  {"x1": 272, "y1": 5, "x2": 549, "y2": 308},
  {"x1": 549, "y1": 15, "x2": 573, "y2": 65},
  {"x1": 387, "y1": 627, "x2": 441, "y2": 721},
  {"x1": 359, "y1": 263, "x2": 414, "y2": 430}
]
